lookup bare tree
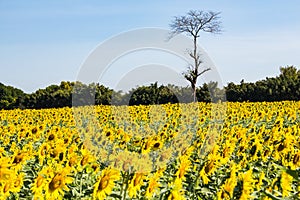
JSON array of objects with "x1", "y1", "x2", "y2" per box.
[{"x1": 169, "y1": 10, "x2": 222, "y2": 102}]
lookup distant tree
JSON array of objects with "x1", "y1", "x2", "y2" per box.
[
  {"x1": 0, "y1": 83, "x2": 24, "y2": 109},
  {"x1": 169, "y1": 10, "x2": 222, "y2": 102}
]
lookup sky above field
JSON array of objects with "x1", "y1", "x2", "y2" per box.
[{"x1": 0, "y1": 0, "x2": 300, "y2": 93}]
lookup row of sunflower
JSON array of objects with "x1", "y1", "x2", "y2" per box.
[{"x1": 0, "y1": 101, "x2": 299, "y2": 199}]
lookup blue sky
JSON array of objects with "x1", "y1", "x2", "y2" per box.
[{"x1": 1, "y1": 0, "x2": 300, "y2": 93}]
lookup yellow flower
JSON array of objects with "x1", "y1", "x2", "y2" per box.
[
  {"x1": 145, "y1": 170, "x2": 162, "y2": 198},
  {"x1": 200, "y1": 167, "x2": 210, "y2": 185},
  {"x1": 167, "y1": 179, "x2": 185, "y2": 200},
  {"x1": 176, "y1": 156, "x2": 191, "y2": 181},
  {"x1": 290, "y1": 151, "x2": 300, "y2": 170},
  {"x1": 93, "y1": 168, "x2": 120, "y2": 200},
  {"x1": 128, "y1": 172, "x2": 146, "y2": 198},
  {"x1": 45, "y1": 166, "x2": 73, "y2": 200},
  {"x1": 31, "y1": 167, "x2": 50, "y2": 197},
  {"x1": 222, "y1": 165, "x2": 237, "y2": 198},
  {"x1": 0, "y1": 157, "x2": 13, "y2": 181},
  {"x1": 0, "y1": 180, "x2": 13, "y2": 199},
  {"x1": 280, "y1": 171, "x2": 293, "y2": 197},
  {"x1": 240, "y1": 169, "x2": 254, "y2": 200},
  {"x1": 11, "y1": 151, "x2": 29, "y2": 171},
  {"x1": 38, "y1": 143, "x2": 50, "y2": 165},
  {"x1": 10, "y1": 172, "x2": 24, "y2": 193}
]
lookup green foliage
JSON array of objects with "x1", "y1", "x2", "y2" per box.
[
  {"x1": 0, "y1": 66, "x2": 299, "y2": 109},
  {"x1": 225, "y1": 66, "x2": 300, "y2": 102},
  {"x1": 0, "y1": 82, "x2": 24, "y2": 109}
]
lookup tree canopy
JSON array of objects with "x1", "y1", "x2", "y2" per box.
[{"x1": 0, "y1": 66, "x2": 299, "y2": 110}]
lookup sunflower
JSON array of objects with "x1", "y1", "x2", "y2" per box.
[
  {"x1": 167, "y1": 179, "x2": 185, "y2": 200},
  {"x1": 93, "y1": 168, "x2": 120, "y2": 200},
  {"x1": 281, "y1": 171, "x2": 293, "y2": 197},
  {"x1": 145, "y1": 169, "x2": 163, "y2": 198},
  {"x1": 0, "y1": 180, "x2": 13, "y2": 199},
  {"x1": 31, "y1": 167, "x2": 50, "y2": 197},
  {"x1": 45, "y1": 166, "x2": 73, "y2": 200},
  {"x1": 10, "y1": 172, "x2": 24, "y2": 193},
  {"x1": 38, "y1": 143, "x2": 50, "y2": 165},
  {"x1": 141, "y1": 138, "x2": 153, "y2": 154},
  {"x1": 31, "y1": 174, "x2": 47, "y2": 197},
  {"x1": 199, "y1": 167, "x2": 210, "y2": 185},
  {"x1": 0, "y1": 158, "x2": 13, "y2": 181},
  {"x1": 152, "y1": 141, "x2": 163, "y2": 151},
  {"x1": 222, "y1": 165, "x2": 237, "y2": 198},
  {"x1": 290, "y1": 151, "x2": 300, "y2": 170},
  {"x1": 239, "y1": 169, "x2": 254, "y2": 200},
  {"x1": 128, "y1": 172, "x2": 145, "y2": 198},
  {"x1": 11, "y1": 151, "x2": 29, "y2": 171},
  {"x1": 175, "y1": 156, "x2": 191, "y2": 181}
]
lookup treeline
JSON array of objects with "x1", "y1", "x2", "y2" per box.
[{"x1": 0, "y1": 66, "x2": 299, "y2": 110}]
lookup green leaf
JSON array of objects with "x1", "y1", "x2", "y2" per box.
[
  {"x1": 263, "y1": 190, "x2": 282, "y2": 200},
  {"x1": 284, "y1": 168, "x2": 299, "y2": 182}
]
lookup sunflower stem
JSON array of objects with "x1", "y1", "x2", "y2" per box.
[
  {"x1": 120, "y1": 172, "x2": 124, "y2": 198},
  {"x1": 79, "y1": 172, "x2": 83, "y2": 197},
  {"x1": 121, "y1": 171, "x2": 129, "y2": 200}
]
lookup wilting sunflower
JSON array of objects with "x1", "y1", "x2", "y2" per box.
[{"x1": 93, "y1": 168, "x2": 120, "y2": 200}]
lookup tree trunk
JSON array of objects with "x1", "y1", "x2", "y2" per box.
[{"x1": 193, "y1": 35, "x2": 198, "y2": 102}]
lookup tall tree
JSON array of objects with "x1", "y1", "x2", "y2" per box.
[{"x1": 169, "y1": 10, "x2": 222, "y2": 101}]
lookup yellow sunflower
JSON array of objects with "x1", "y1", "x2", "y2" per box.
[
  {"x1": 31, "y1": 167, "x2": 50, "y2": 197},
  {"x1": 45, "y1": 166, "x2": 73, "y2": 200},
  {"x1": 93, "y1": 168, "x2": 120, "y2": 200},
  {"x1": 0, "y1": 180, "x2": 13, "y2": 199},
  {"x1": 281, "y1": 171, "x2": 293, "y2": 197},
  {"x1": 128, "y1": 172, "x2": 146, "y2": 198}
]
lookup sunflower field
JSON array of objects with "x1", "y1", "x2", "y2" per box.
[{"x1": 0, "y1": 101, "x2": 300, "y2": 200}]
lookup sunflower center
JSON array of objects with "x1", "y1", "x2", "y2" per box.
[
  {"x1": 49, "y1": 174, "x2": 63, "y2": 191},
  {"x1": 3, "y1": 182, "x2": 10, "y2": 193},
  {"x1": 98, "y1": 176, "x2": 109, "y2": 191},
  {"x1": 153, "y1": 142, "x2": 160, "y2": 148},
  {"x1": 14, "y1": 179, "x2": 21, "y2": 187},
  {"x1": 293, "y1": 154, "x2": 300, "y2": 164},
  {"x1": 134, "y1": 173, "x2": 143, "y2": 186},
  {"x1": 36, "y1": 176, "x2": 44, "y2": 187},
  {"x1": 48, "y1": 134, "x2": 55, "y2": 141},
  {"x1": 81, "y1": 155, "x2": 89, "y2": 166},
  {"x1": 204, "y1": 160, "x2": 214, "y2": 174},
  {"x1": 13, "y1": 154, "x2": 24, "y2": 164}
]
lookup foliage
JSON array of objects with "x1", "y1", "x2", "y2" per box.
[
  {"x1": 0, "y1": 83, "x2": 24, "y2": 109},
  {"x1": 225, "y1": 66, "x2": 300, "y2": 102},
  {"x1": 0, "y1": 66, "x2": 299, "y2": 110}
]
